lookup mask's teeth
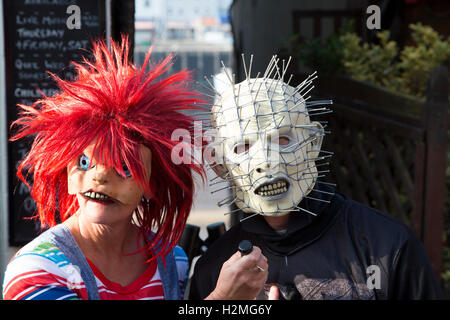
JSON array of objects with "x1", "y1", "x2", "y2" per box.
[
  {"x1": 84, "y1": 191, "x2": 109, "y2": 201},
  {"x1": 256, "y1": 179, "x2": 289, "y2": 196}
]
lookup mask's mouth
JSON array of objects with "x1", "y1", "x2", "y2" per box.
[
  {"x1": 254, "y1": 178, "x2": 290, "y2": 198},
  {"x1": 82, "y1": 190, "x2": 117, "y2": 204}
]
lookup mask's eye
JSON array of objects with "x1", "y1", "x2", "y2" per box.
[
  {"x1": 233, "y1": 142, "x2": 250, "y2": 154},
  {"x1": 276, "y1": 136, "x2": 291, "y2": 146},
  {"x1": 79, "y1": 155, "x2": 90, "y2": 170},
  {"x1": 120, "y1": 162, "x2": 132, "y2": 178}
]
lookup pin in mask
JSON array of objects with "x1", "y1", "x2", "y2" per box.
[{"x1": 205, "y1": 55, "x2": 333, "y2": 220}]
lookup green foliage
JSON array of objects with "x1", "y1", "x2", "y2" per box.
[
  {"x1": 341, "y1": 23, "x2": 450, "y2": 99},
  {"x1": 389, "y1": 23, "x2": 450, "y2": 98},
  {"x1": 288, "y1": 22, "x2": 450, "y2": 99},
  {"x1": 340, "y1": 30, "x2": 400, "y2": 90}
]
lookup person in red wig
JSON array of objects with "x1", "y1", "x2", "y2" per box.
[{"x1": 2, "y1": 37, "x2": 267, "y2": 300}]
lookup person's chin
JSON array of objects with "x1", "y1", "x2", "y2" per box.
[
  {"x1": 79, "y1": 203, "x2": 117, "y2": 224},
  {"x1": 83, "y1": 212, "x2": 113, "y2": 225}
]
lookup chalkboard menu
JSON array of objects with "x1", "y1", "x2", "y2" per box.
[{"x1": 3, "y1": 0, "x2": 106, "y2": 245}]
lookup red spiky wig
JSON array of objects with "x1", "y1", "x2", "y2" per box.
[{"x1": 10, "y1": 36, "x2": 205, "y2": 260}]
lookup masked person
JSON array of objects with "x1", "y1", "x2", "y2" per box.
[
  {"x1": 189, "y1": 56, "x2": 445, "y2": 300},
  {"x1": 2, "y1": 38, "x2": 267, "y2": 300}
]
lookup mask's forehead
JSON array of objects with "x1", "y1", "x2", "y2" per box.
[{"x1": 213, "y1": 78, "x2": 311, "y2": 140}]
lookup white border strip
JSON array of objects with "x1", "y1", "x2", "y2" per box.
[{"x1": 0, "y1": 0, "x2": 10, "y2": 300}]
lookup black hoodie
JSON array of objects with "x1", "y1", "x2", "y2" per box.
[{"x1": 189, "y1": 184, "x2": 445, "y2": 300}]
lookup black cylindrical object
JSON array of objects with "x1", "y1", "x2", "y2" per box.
[{"x1": 238, "y1": 240, "x2": 253, "y2": 256}]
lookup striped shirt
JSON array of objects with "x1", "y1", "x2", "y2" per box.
[{"x1": 2, "y1": 239, "x2": 189, "y2": 300}]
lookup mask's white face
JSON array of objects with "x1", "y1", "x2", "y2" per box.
[{"x1": 211, "y1": 78, "x2": 324, "y2": 216}]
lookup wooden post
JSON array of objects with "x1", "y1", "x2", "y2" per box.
[{"x1": 423, "y1": 66, "x2": 448, "y2": 281}]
